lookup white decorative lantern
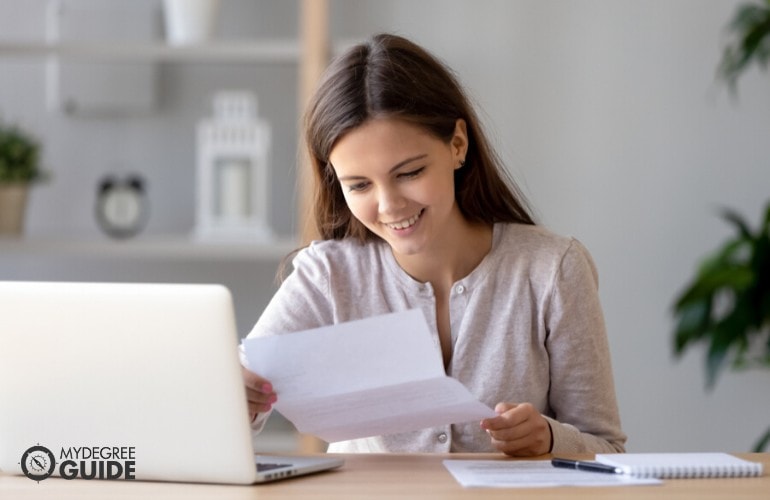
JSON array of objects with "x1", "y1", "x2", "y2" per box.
[{"x1": 195, "y1": 91, "x2": 272, "y2": 242}]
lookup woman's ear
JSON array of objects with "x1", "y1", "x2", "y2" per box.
[{"x1": 451, "y1": 119, "x2": 469, "y2": 168}]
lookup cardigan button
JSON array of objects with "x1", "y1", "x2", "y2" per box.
[
  {"x1": 454, "y1": 285, "x2": 465, "y2": 294},
  {"x1": 437, "y1": 432, "x2": 448, "y2": 443}
]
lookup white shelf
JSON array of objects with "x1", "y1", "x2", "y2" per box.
[
  {"x1": 0, "y1": 235, "x2": 299, "y2": 261},
  {"x1": 0, "y1": 39, "x2": 302, "y2": 63},
  {"x1": 0, "y1": 1, "x2": 339, "y2": 246}
]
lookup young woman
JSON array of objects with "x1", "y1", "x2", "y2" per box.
[{"x1": 241, "y1": 33, "x2": 626, "y2": 456}]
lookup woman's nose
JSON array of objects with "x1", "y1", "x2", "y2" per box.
[{"x1": 377, "y1": 186, "x2": 407, "y2": 215}]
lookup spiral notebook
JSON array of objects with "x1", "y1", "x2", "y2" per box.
[{"x1": 595, "y1": 453, "x2": 763, "y2": 479}]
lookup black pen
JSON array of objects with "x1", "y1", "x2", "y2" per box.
[{"x1": 551, "y1": 458, "x2": 623, "y2": 474}]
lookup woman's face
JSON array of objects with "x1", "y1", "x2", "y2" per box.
[{"x1": 329, "y1": 117, "x2": 467, "y2": 258}]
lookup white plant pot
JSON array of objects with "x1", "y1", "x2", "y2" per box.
[
  {"x1": 163, "y1": 0, "x2": 221, "y2": 45},
  {"x1": 0, "y1": 183, "x2": 29, "y2": 236}
]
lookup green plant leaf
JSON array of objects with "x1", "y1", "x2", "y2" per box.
[
  {"x1": 673, "y1": 299, "x2": 712, "y2": 355},
  {"x1": 718, "y1": 0, "x2": 770, "y2": 91},
  {"x1": 0, "y1": 121, "x2": 42, "y2": 183},
  {"x1": 699, "y1": 238, "x2": 750, "y2": 273},
  {"x1": 762, "y1": 201, "x2": 770, "y2": 234},
  {"x1": 721, "y1": 207, "x2": 753, "y2": 240},
  {"x1": 673, "y1": 199, "x2": 770, "y2": 388},
  {"x1": 754, "y1": 426, "x2": 770, "y2": 452},
  {"x1": 706, "y1": 328, "x2": 730, "y2": 389},
  {"x1": 674, "y1": 264, "x2": 753, "y2": 309}
]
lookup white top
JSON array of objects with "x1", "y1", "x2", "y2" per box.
[{"x1": 243, "y1": 223, "x2": 627, "y2": 454}]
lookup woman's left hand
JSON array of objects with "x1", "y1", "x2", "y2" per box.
[{"x1": 480, "y1": 402, "x2": 552, "y2": 456}]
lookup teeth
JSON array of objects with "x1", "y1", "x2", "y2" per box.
[{"x1": 387, "y1": 211, "x2": 421, "y2": 230}]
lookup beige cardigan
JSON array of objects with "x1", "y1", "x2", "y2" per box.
[{"x1": 243, "y1": 223, "x2": 627, "y2": 454}]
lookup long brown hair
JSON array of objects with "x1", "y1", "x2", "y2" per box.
[{"x1": 305, "y1": 33, "x2": 535, "y2": 243}]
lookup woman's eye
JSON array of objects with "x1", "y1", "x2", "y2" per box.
[
  {"x1": 347, "y1": 181, "x2": 370, "y2": 192},
  {"x1": 399, "y1": 167, "x2": 425, "y2": 179}
]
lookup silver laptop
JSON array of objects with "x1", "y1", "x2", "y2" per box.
[{"x1": 0, "y1": 281, "x2": 343, "y2": 484}]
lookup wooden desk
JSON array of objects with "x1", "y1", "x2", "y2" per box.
[{"x1": 1, "y1": 453, "x2": 767, "y2": 499}]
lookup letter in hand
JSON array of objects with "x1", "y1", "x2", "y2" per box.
[
  {"x1": 480, "y1": 402, "x2": 552, "y2": 457},
  {"x1": 242, "y1": 367, "x2": 277, "y2": 422}
]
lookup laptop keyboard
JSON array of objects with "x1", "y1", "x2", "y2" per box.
[{"x1": 256, "y1": 462, "x2": 291, "y2": 472}]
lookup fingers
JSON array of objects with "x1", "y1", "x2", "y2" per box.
[
  {"x1": 242, "y1": 366, "x2": 277, "y2": 421},
  {"x1": 479, "y1": 402, "x2": 520, "y2": 432},
  {"x1": 480, "y1": 402, "x2": 552, "y2": 457}
]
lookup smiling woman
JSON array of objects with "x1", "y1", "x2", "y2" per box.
[
  {"x1": 239, "y1": 33, "x2": 627, "y2": 458},
  {"x1": 329, "y1": 118, "x2": 468, "y2": 264},
  {"x1": 305, "y1": 34, "x2": 534, "y2": 245}
]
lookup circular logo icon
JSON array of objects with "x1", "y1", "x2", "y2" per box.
[{"x1": 20, "y1": 445, "x2": 56, "y2": 482}]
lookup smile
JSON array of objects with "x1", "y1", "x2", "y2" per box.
[{"x1": 384, "y1": 209, "x2": 423, "y2": 230}]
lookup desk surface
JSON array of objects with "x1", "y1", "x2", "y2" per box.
[{"x1": 1, "y1": 453, "x2": 767, "y2": 499}]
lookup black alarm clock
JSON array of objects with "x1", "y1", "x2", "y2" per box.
[{"x1": 95, "y1": 174, "x2": 149, "y2": 239}]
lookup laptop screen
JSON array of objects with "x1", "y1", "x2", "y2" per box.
[{"x1": 0, "y1": 281, "x2": 266, "y2": 484}]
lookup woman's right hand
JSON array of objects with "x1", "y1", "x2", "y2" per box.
[{"x1": 242, "y1": 367, "x2": 277, "y2": 422}]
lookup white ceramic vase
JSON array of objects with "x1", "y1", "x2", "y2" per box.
[{"x1": 162, "y1": 0, "x2": 221, "y2": 45}]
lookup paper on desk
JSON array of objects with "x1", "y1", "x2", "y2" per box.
[
  {"x1": 242, "y1": 308, "x2": 495, "y2": 442},
  {"x1": 442, "y1": 460, "x2": 662, "y2": 488}
]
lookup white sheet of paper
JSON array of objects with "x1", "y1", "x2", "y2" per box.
[
  {"x1": 442, "y1": 460, "x2": 662, "y2": 488},
  {"x1": 242, "y1": 309, "x2": 495, "y2": 442}
]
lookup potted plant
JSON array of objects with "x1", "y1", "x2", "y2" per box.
[
  {"x1": 0, "y1": 120, "x2": 43, "y2": 235},
  {"x1": 672, "y1": 0, "x2": 770, "y2": 452}
]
